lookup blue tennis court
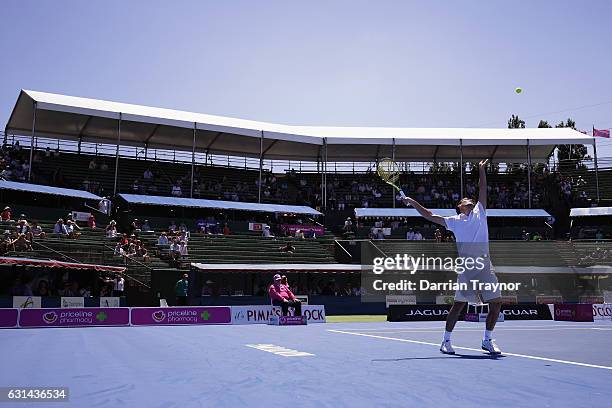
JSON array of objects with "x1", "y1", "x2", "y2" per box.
[{"x1": 3, "y1": 320, "x2": 612, "y2": 408}]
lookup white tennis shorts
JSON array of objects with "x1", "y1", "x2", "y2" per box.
[{"x1": 454, "y1": 258, "x2": 500, "y2": 303}]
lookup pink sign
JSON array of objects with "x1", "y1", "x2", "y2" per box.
[
  {"x1": 0, "y1": 309, "x2": 18, "y2": 328},
  {"x1": 131, "y1": 307, "x2": 231, "y2": 325},
  {"x1": 554, "y1": 304, "x2": 594, "y2": 322},
  {"x1": 281, "y1": 224, "x2": 324, "y2": 236},
  {"x1": 19, "y1": 308, "x2": 130, "y2": 328}
]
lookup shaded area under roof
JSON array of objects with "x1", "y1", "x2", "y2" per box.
[
  {"x1": 354, "y1": 208, "x2": 552, "y2": 218},
  {"x1": 0, "y1": 256, "x2": 125, "y2": 273},
  {"x1": 118, "y1": 193, "x2": 322, "y2": 216},
  {"x1": 0, "y1": 180, "x2": 101, "y2": 200},
  {"x1": 5, "y1": 90, "x2": 595, "y2": 163}
]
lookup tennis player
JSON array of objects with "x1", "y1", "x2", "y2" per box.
[{"x1": 402, "y1": 159, "x2": 502, "y2": 355}]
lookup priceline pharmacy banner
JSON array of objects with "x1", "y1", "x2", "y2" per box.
[{"x1": 1, "y1": 305, "x2": 325, "y2": 328}]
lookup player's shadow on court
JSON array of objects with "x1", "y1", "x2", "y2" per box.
[{"x1": 372, "y1": 353, "x2": 505, "y2": 362}]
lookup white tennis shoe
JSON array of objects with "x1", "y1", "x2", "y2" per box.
[
  {"x1": 481, "y1": 339, "x2": 502, "y2": 354},
  {"x1": 440, "y1": 340, "x2": 455, "y2": 355}
]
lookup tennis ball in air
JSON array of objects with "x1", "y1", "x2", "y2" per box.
[{"x1": 515, "y1": 87, "x2": 522, "y2": 94}]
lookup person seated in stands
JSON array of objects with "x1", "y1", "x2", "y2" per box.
[
  {"x1": 195, "y1": 218, "x2": 206, "y2": 233},
  {"x1": 169, "y1": 238, "x2": 181, "y2": 260},
  {"x1": 406, "y1": 228, "x2": 415, "y2": 240},
  {"x1": 445, "y1": 231, "x2": 455, "y2": 242},
  {"x1": 279, "y1": 242, "x2": 295, "y2": 254},
  {"x1": 88, "y1": 158, "x2": 97, "y2": 170},
  {"x1": 434, "y1": 228, "x2": 442, "y2": 243},
  {"x1": 35, "y1": 280, "x2": 52, "y2": 296},
  {"x1": 53, "y1": 218, "x2": 69, "y2": 237},
  {"x1": 179, "y1": 222, "x2": 188, "y2": 233},
  {"x1": 30, "y1": 222, "x2": 46, "y2": 239},
  {"x1": 141, "y1": 220, "x2": 151, "y2": 232},
  {"x1": 0, "y1": 232, "x2": 14, "y2": 254},
  {"x1": 157, "y1": 232, "x2": 169, "y2": 246},
  {"x1": 143, "y1": 168, "x2": 153, "y2": 181},
  {"x1": 178, "y1": 229, "x2": 190, "y2": 243},
  {"x1": 98, "y1": 197, "x2": 111, "y2": 215},
  {"x1": 295, "y1": 229, "x2": 305, "y2": 239},
  {"x1": 15, "y1": 219, "x2": 31, "y2": 240},
  {"x1": 1, "y1": 206, "x2": 13, "y2": 222},
  {"x1": 171, "y1": 182, "x2": 182, "y2": 197},
  {"x1": 65, "y1": 220, "x2": 81, "y2": 239},
  {"x1": 223, "y1": 223, "x2": 231, "y2": 235},
  {"x1": 268, "y1": 274, "x2": 302, "y2": 317},
  {"x1": 262, "y1": 225, "x2": 274, "y2": 238},
  {"x1": 87, "y1": 214, "x2": 96, "y2": 229},
  {"x1": 125, "y1": 242, "x2": 137, "y2": 261},
  {"x1": 376, "y1": 229, "x2": 385, "y2": 240},
  {"x1": 13, "y1": 233, "x2": 32, "y2": 251},
  {"x1": 168, "y1": 220, "x2": 178, "y2": 233},
  {"x1": 114, "y1": 241, "x2": 125, "y2": 256},
  {"x1": 178, "y1": 240, "x2": 188, "y2": 258},
  {"x1": 137, "y1": 243, "x2": 150, "y2": 262},
  {"x1": 106, "y1": 220, "x2": 118, "y2": 238},
  {"x1": 130, "y1": 219, "x2": 141, "y2": 234},
  {"x1": 413, "y1": 230, "x2": 423, "y2": 240}
]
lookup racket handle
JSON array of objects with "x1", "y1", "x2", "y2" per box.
[{"x1": 399, "y1": 190, "x2": 407, "y2": 199}]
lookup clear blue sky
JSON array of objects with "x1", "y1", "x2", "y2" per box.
[{"x1": 1, "y1": 0, "x2": 611, "y2": 157}]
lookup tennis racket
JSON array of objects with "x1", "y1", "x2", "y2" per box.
[{"x1": 376, "y1": 158, "x2": 406, "y2": 199}]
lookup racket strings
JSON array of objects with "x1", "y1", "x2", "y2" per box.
[{"x1": 377, "y1": 159, "x2": 400, "y2": 184}]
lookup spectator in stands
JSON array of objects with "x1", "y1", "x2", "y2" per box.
[
  {"x1": 15, "y1": 219, "x2": 31, "y2": 240},
  {"x1": 65, "y1": 220, "x2": 81, "y2": 239},
  {"x1": 35, "y1": 280, "x2": 52, "y2": 296},
  {"x1": 53, "y1": 219, "x2": 69, "y2": 237},
  {"x1": 30, "y1": 222, "x2": 46, "y2": 239},
  {"x1": 141, "y1": 220, "x2": 151, "y2": 232},
  {"x1": 295, "y1": 229, "x2": 305, "y2": 239},
  {"x1": 178, "y1": 240, "x2": 188, "y2": 258},
  {"x1": 137, "y1": 242, "x2": 150, "y2": 262},
  {"x1": 406, "y1": 228, "x2": 415, "y2": 240},
  {"x1": 262, "y1": 225, "x2": 274, "y2": 238},
  {"x1": 114, "y1": 241, "x2": 125, "y2": 256},
  {"x1": 279, "y1": 242, "x2": 295, "y2": 254},
  {"x1": 168, "y1": 221, "x2": 177, "y2": 233},
  {"x1": 434, "y1": 228, "x2": 443, "y2": 243},
  {"x1": 376, "y1": 229, "x2": 385, "y2": 240},
  {"x1": 268, "y1": 274, "x2": 302, "y2": 316},
  {"x1": 171, "y1": 182, "x2": 182, "y2": 197},
  {"x1": 157, "y1": 232, "x2": 169, "y2": 246},
  {"x1": 113, "y1": 274, "x2": 125, "y2": 297},
  {"x1": 223, "y1": 223, "x2": 231, "y2": 235},
  {"x1": 88, "y1": 214, "x2": 96, "y2": 229},
  {"x1": 413, "y1": 230, "x2": 423, "y2": 240},
  {"x1": 175, "y1": 274, "x2": 189, "y2": 306},
  {"x1": 13, "y1": 233, "x2": 32, "y2": 251},
  {"x1": 1, "y1": 206, "x2": 13, "y2": 222},
  {"x1": 106, "y1": 220, "x2": 118, "y2": 238},
  {"x1": 143, "y1": 168, "x2": 153, "y2": 181},
  {"x1": 88, "y1": 158, "x2": 97, "y2": 170},
  {"x1": 11, "y1": 276, "x2": 33, "y2": 296},
  {"x1": 98, "y1": 197, "x2": 111, "y2": 215}
]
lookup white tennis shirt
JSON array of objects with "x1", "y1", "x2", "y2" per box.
[{"x1": 443, "y1": 202, "x2": 489, "y2": 244}]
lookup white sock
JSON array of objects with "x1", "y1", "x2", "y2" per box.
[
  {"x1": 484, "y1": 330, "x2": 493, "y2": 341},
  {"x1": 443, "y1": 331, "x2": 452, "y2": 342}
]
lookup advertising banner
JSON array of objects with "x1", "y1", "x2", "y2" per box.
[
  {"x1": 61, "y1": 297, "x2": 85, "y2": 308},
  {"x1": 231, "y1": 305, "x2": 326, "y2": 324},
  {"x1": 248, "y1": 223, "x2": 266, "y2": 232},
  {"x1": 19, "y1": 308, "x2": 130, "y2": 328},
  {"x1": 268, "y1": 316, "x2": 307, "y2": 326},
  {"x1": 131, "y1": 307, "x2": 231, "y2": 325},
  {"x1": 13, "y1": 296, "x2": 42, "y2": 309},
  {"x1": 554, "y1": 304, "x2": 594, "y2": 322},
  {"x1": 100, "y1": 297, "x2": 120, "y2": 307},
  {"x1": 0, "y1": 309, "x2": 18, "y2": 328},
  {"x1": 281, "y1": 224, "x2": 325, "y2": 236},
  {"x1": 592, "y1": 304, "x2": 612, "y2": 320},
  {"x1": 389, "y1": 304, "x2": 553, "y2": 322},
  {"x1": 385, "y1": 295, "x2": 417, "y2": 308}
]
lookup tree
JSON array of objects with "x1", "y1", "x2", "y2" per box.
[
  {"x1": 508, "y1": 114, "x2": 525, "y2": 129},
  {"x1": 538, "y1": 120, "x2": 551, "y2": 128},
  {"x1": 555, "y1": 118, "x2": 588, "y2": 172}
]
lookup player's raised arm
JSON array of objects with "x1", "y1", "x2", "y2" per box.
[
  {"x1": 478, "y1": 159, "x2": 488, "y2": 209},
  {"x1": 402, "y1": 196, "x2": 446, "y2": 227}
]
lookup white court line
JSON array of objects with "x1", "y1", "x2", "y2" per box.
[
  {"x1": 344, "y1": 327, "x2": 612, "y2": 334},
  {"x1": 327, "y1": 329, "x2": 612, "y2": 371},
  {"x1": 340, "y1": 324, "x2": 606, "y2": 332}
]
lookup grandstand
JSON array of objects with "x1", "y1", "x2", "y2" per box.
[{"x1": 1, "y1": 90, "x2": 610, "y2": 312}]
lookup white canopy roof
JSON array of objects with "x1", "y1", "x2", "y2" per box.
[
  {"x1": 0, "y1": 180, "x2": 101, "y2": 200},
  {"x1": 118, "y1": 193, "x2": 322, "y2": 215},
  {"x1": 5, "y1": 90, "x2": 594, "y2": 162},
  {"x1": 354, "y1": 208, "x2": 552, "y2": 218},
  {"x1": 191, "y1": 263, "x2": 361, "y2": 272},
  {"x1": 570, "y1": 207, "x2": 612, "y2": 217}
]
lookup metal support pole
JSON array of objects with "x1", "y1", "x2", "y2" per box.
[
  {"x1": 113, "y1": 113, "x2": 122, "y2": 196},
  {"x1": 392, "y1": 138, "x2": 396, "y2": 208},
  {"x1": 527, "y1": 139, "x2": 532, "y2": 209},
  {"x1": 27, "y1": 102, "x2": 37, "y2": 182},
  {"x1": 77, "y1": 136, "x2": 82, "y2": 154},
  {"x1": 323, "y1": 138, "x2": 328, "y2": 210},
  {"x1": 459, "y1": 139, "x2": 464, "y2": 197},
  {"x1": 593, "y1": 137, "x2": 600, "y2": 203},
  {"x1": 258, "y1": 130, "x2": 264, "y2": 203},
  {"x1": 190, "y1": 122, "x2": 196, "y2": 198}
]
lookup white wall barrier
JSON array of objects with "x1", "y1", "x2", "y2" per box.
[{"x1": 231, "y1": 305, "x2": 326, "y2": 324}]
